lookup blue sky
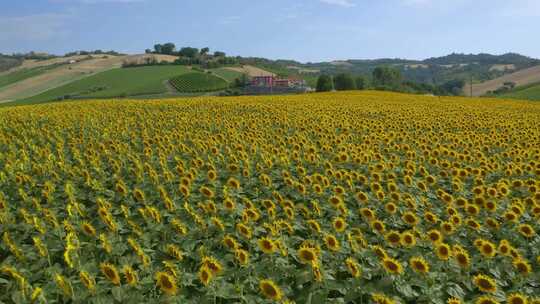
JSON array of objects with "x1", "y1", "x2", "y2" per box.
[{"x1": 1, "y1": 0, "x2": 539, "y2": 62}]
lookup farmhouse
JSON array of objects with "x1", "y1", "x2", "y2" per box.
[{"x1": 251, "y1": 75, "x2": 306, "y2": 88}]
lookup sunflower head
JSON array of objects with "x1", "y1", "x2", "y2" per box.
[
  {"x1": 155, "y1": 271, "x2": 177, "y2": 295},
  {"x1": 100, "y1": 263, "x2": 121, "y2": 285},
  {"x1": 473, "y1": 274, "x2": 497, "y2": 293},
  {"x1": 409, "y1": 257, "x2": 430, "y2": 274},
  {"x1": 198, "y1": 266, "x2": 213, "y2": 286},
  {"x1": 507, "y1": 293, "x2": 528, "y2": 304},
  {"x1": 259, "y1": 279, "x2": 283, "y2": 301},
  {"x1": 298, "y1": 245, "x2": 318, "y2": 264},
  {"x1": 381, "y1": 257, "x2": 403, "y2": 275},
  {"x1": 324, "y1": 234, "x2": 340, "y2": 252}
]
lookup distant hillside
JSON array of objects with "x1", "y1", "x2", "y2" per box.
[
  {"x1": 262, "y1": 53, "x2": 540, "y2": 86},
  {"x1": 464, "y1": 65, "x2": 540, "y2": 97}
]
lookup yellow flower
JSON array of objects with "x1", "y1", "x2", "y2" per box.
[
  {"x1": 123, "y1": 265, "x2": 138, "y2": 285},
  {"x1": 473, "y1": 274, "x2": 497, "y2": 293},
  {"x1": 155, "y1": 271, "x2": 177, "y2": 295},
  {"x1": 381, "y1": 257, "x2": 403, "y2": 275},
  {"x1": 297, "y1": 245, "x2": 318, "y2": 264},
  {"x1": 324, "y1": 234, "x2": 340, "y2": 252},
  {"x1": 100, "y1": 263, "x2": 121, "y2": 285},
  {"x1": 80, "y1": 270, "x2": 96, "y2": 292},
  {"x1": 345, "y1": 257, "x2": 361, "y2": 278},
  {"x1": 507, "y1": 293, "x2": 528, "y2": 304},
  {"x1": 259, "y1": 279, "x2": 283, "y2": 301},
  {"x1": 258, "y1": 237, "x2": 277, "y2": 254},
  {"x1": 409, "y1": 257, "x2": 430, "y2": 274}
]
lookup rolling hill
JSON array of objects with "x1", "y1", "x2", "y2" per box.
[
  {"x1": 0, "y1": 54, "x2": 178, "y2": 103},
  {"x1": 13, "y1": 65, "x2": 191, "y2": 105},
  {"x1": 464, "y1": 65, "x2": 540, "y2": 96},
  {"x1": 498, "y1": 82, "x2": 540, "y2": 101}
]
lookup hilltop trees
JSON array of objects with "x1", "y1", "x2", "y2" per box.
[{"x1": 316, "y1": 75, "x2": 334, "y2": 92}]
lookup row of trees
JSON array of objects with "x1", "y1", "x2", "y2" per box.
[
  {"x1": 316, "y1": 66, "x2": 465, "y2": 96},
  {"x1": 145, "y1": 43, "x2": 238, "y2": 68}
]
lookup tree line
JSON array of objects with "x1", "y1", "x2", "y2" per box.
[
  {"x1": 316, "y1": 66, "x2": 465, "y2": 96},
  {"x1": 146, "y1": 43, "x2": 238, "y2": 68}
]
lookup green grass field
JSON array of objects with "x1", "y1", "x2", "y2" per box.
[
  {"x1": 13, "y1": 66, "x2": 190, "y2": 106},
  {"x1": 169, "y1": 72, "x2": 229, "y2": 93},
  {"x1": 210, "y1": 68, "x2": 244, "y2": 82},
  {"x1": 499, "y1": 82, "x2": 540, "y2": 101},
  {"x1": 0, "y1": 64, "x2": 64, "y2": 89}
]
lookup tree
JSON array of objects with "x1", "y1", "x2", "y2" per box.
[
  {"x1": 200, "y1": 47, "x2": 210, "y2": 56},
  {"x1": 355, "y1": 76, "x2": 368, "y2": 90},
  {"x1": 214, "y1": 51, "x2": 226, "y2": 57},
  {"x1": 153, "y1": 44, "x2": 163, "y2": 54},
  {"x1": 179, "y1": 47, "x2": 199, "y2": 58},
  {"x1": 145, "y1": 49, "x2": 152, "y2": 54},
  {"x1": 161, "y1": 43, "x2": 176, "y2": 55},
  {"x1": 334, "y1": 73, "x2": 356, "y2": 91},
  {"x1": 316, "y1": 75, "x2": 334, "y2": 92},
  {"x1": 372, "y1": 66, "x2": 402, "y2": 89}
]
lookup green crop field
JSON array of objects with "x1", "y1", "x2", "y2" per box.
[
  {"x1": 169, "y1": 72, "x2": 229, "y2": 93},
  {"x1": 499, "y1": 82, "x2": 540, "y2": 101},
  {"x1": 209, "y1": 68, "x2": 244, "y2": 82},
  {"x1": 13, "y1": 66, "x2": 190, "y2": 106},
  {"x1": 0, "y1": 64, "x2": 64, "y2": 89}
]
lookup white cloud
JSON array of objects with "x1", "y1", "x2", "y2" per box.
[
  {"x1": 319, "y1": 0, "x2": 355, "y2": 7},
  {"x1": 0, "y1": 13, "x2": 71, "y2": 43}
]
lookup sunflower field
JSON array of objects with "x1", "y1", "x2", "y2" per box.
[{"x1": 0, "y1": 91, "x2": 539, "y2": 304}]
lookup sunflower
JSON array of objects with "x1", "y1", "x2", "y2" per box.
[
  {"x1": 198, "y1": 266, "x2": 213, "y2": 286},
  {"x1": 307, "y1": 219, "x2": 322, "y2": 233},
  {"x1": 479, "y1": 240, "x2": 497, "y2": 258},
  {"x1": 324, "y1": 234, "x2": 340, "y2": 252},
  {"x1": 259, "y1": 279, "x2": 283, "y2": 301},
  {"x1": 298, "y1": 245, "x2": 318, "y2": 264},
  {"x1": 475, "y1": 296, "x2": 500, "y2": 304},
  {"x1": 345, "y1": 257, "x2": 361, "y2": 278},
  {"x1": 381, "y1": 257, "x2": 403, "y2": 275},
  {"x1": 199, "y1": 186, "x2": 215, "y2": 198},
  {"x1": 447, "y1": 297, "x2": 463, "y2": 304},
  {"x1": 507, "y1": 294, "x2": 528, "y2": 304},
  {"x1": 400, "y1": 231, "x2": 416, "y2": 247},
  {"x1": 427, "y1": 229, "x2": 443, "y2": 243},
  {"x1": 155, "y1": 271, "x2": 177, "y2": 295},
  {"x1": 435, "y1": 243, "x2": 451, "y2": 260},
  {"x1": 409, "y1": 257, "x2": 430, "y2": 274},
  {"x1": 227, "y1": 177, "x2": 241, "y2": 190},
  {"x1": 100, "y1": 263, "x2": 121, "y2": 285},
  {"x1": 222, "y1": 235, "x2": 239, "y2": 251},
  {"x1": 513, "y1": 258, "x2": 531, "y2": 275},
  {"x1": 453, "y1": 250, "x2": 470, "y2": 268},
  {"x1": 518, "y1": 224, "x2": 536, "y2": 238},
  {"x1": 258, "y1": 237, "x2": 277, "y2": 254},
  {"x1": 372, "y1": 245, "x2": 388, "y2": 259},
  {"x1": 402, "y1": 211, "x2": 419, "y2": 226},
  {"x1": 236, "y1": 223, "x2": 252, "y2": 239},
  {"x1": 123, "y1": 265, "x2": 138, "y2": 285},
  {"x1": 473, "y1": 274, "x2": 497, "y2": 293},
  {"x1": 359, "y1": 207, "x2": 376, "y2": 221},
  {"x1": 235, "y1": 249, "x2": 249, "y2": 266},
  {"x1": 385, "y1": 202, "x2": 397, "y2": 214},
  {"x1": 81, "y1": 222, "x2": 96, "y2": 237},
  {"x1": 371, "y1": 220, "x2": 386, "y2": 234},
  {"x1": 372, "y1": 293, "x2": 396, "y2": 304},
  {"x1": 223, "y1": 197, "x2": 236, "y2": 211},
  {"x1": 332, "y1": 217, "x2": 347, "y2": 233},
  {"x1": 80, "y1": 271, "x2": 96, "y2": 292},
  {"x1": 202, "y1": 256, "x2": 223, "y2": 274}
]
